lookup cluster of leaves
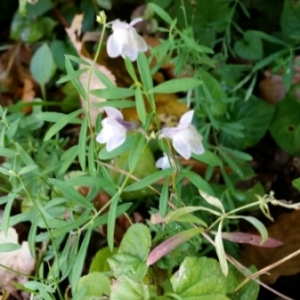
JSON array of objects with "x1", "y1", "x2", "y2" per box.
[{"x1": 1, "y1": 0, "x2": 300, "y2": 299}]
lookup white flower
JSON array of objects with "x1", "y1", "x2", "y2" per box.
[
  {"x1": 0, "y1": 228, "x2": 35, "y2": 298},
  {"x1": 107, "y1": 18, "x2": 148, "y2": 61},
  {"x1": 156, "y1": 153, "x2": 175, "y2": 169},
  {"x1": 161, "y1": 110, "x2": 204, "y2": 160},
  {"x1": 96, "y1": 107, "x2": 137, "y2": 152}
]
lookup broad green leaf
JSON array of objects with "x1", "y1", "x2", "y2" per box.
[
  {"x1": 18, "y1": 165, "x2": 38, "y2": 176},
  {"x1": 219, "y1": 96, "x2": 275, "y2": 149},
  {"x1": 123, "y1": 168, "x2": 173, "y2": 192},
  {"x1": 89, "y1": 247, "x2": 118, "y2": 273},
  {"x1": 64, "y1": 54, "x2": 91, "y2": 66},
  {"x1": 234, "y1": 31, "x2": 263, "y2": 61},
  {"x1": 292, "y1": 177, "x2": 300, "y2": 191},
  {"x1": 110, "y1": 276, "x2": 150, "y2": 300},
  {"x1": 137, "y1": 53, "x2": 153, "y2": 91},
  {"x1": 44, "y1": 109, "x2": 82, "y2": 141},
  {"x1": 0, "y1": 148, "x2": 18, "y2": 158},
  {"x1": 77, "y1": 272, "x2": 110, "y2": 298},
  {"x1": 129, "y1": 135, "x2": 147, "y2": 172},
  {"x1": 30, "y1": 43, "x2": 55, "y2": 85},
  {"x1": 71, "y1": 227, "x2": 92, "y2": 292},
  {"x1": 94, "y1": 68, "x2": 115, "y2": 88},
  {"x1": 159, "y1": 176, "x2": 170, "y2": 218},
  {"x1": 148, "y1": 78, "x2": 202, "y2": 94},
  {"x1": 98, "y1": 136, "x2": 135, "y2": 160},
  {"x1": 199, "y1": 191, "x2": 225, "y2": 213},
  {"x1": 91, "y1": 87, "x2": 135, "y2": 99},
  {"x1": 56, "y1": 68, "x2": 89, "y2": 84},
  {"x1": 280, "y1": 0, "x2": 300, "y2": 38},
  {"x1": 0, "y1": 243, "x2": 21, "y2": 252},
  {"x1": 124, "y1": 58, "x2": 138, "y2": 82},
  {"x1": 49, "y1": 178, "x2": 94, "y2": 211},
  {"x1": 107, "y1": 193, "x2": 119, "y2": 251},
  {"x1": 135, "y1": 87, "x2": 147, "y2": 125},
  {"x1": 193, "y1": 149, "x2": 222, "y2": 166},
  {"x1": 36, "y1": 112, "x2": 81, "y2": 123},
  {"x1": 58, "y1": 145, "x2": 78, "y2": 175},
  {"x1": 170, "y1": 257, "x2": 229, "y2": 299},
  {"x1": 65, "y1": 176, "x2": 116, "y2": 189},
  {"x1": 65, "y1": 57, "x2": 86, "y2": 99},
  {"x1": 148, "y1": 3, "x2": 173, "y2": 25},
  {"x1": 108, "y1": 224, "x2": 151, "y2": 282},
  {"x1": 164, "y1": 207, "x2": 208, "y2": 226},
  {"x1": 179, "y1": 169, "x2": 213, "y2": 195},
  {"x1": 270, "y1": 98, "x2": 300, "y2": 155},
  {"x1": 78, "y1": 116, "x2": 88, "y2": 171}
]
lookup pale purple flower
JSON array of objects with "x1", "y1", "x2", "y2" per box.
[
  {"x1": 162, "y1": 110, "x2": 204, "y2": 160},
  {"x1": 107, "y1": 18, "x2": 148, "y2": 61},
  {"x1": 156, "y1": 153, "x2": 175, "y2": 170},
  {"x1": 96, "y1": 107, "x2": 136, "y2": 152}
]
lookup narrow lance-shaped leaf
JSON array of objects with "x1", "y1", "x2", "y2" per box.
[{"x1": 147, "y1": 227, "x2": 203, "y2": 266}]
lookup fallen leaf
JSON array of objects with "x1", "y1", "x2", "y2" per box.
[
  {"x1": 21, "y1": 78, "x2": 36, "y2": 114},
  {"x1": 241, "y1": 209, "x2": 300, "y2": 284},
  {"x1": 0, "y1": 228, "x2": 35, "y2": 299}
]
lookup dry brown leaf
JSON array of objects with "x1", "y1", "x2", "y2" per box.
[
  {"x1": 21, "y1": 79, "x2": 36, "y2": 114},
  {"x1": 241, "y1": 209, "x2": 300, "y2": 284}
]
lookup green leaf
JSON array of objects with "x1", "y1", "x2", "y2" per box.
[
  {"x1": 108, "y1": 224, "x2": 151, "y2": 282},
  {"x1": 129, "y1": 135, "x2": 147, "y2": 172},
  {"x1": 193, "y1": 149, "x2": 222, "y2": 166},
  {"x1": 137, "y1": 53, "x2": 153, "y2": 92},
  {"x1": 179, "y1": 169, "x2": 213, "y2": 195},
  {"x1": 44, "y1": 109, "x2": 82, "y2": 141},
  {"x1": 123, "y1": 168, "x2": 173, "y2": 192},
  {"x1": 199, "y1": 190, "x2": 225, "y2": 213},
  {"x1": 36, "y1": 112, "x2": 81, "y2": 124},
  {"x1": 270, "y1": 98, "x2": 300, "y2": 155},
  {"x1": 234, "y1": 31, "x2": 263, "y2": 61},
  {"x1": 71, "y1": 227, "x2": 92, "y2": 293},
  {"x1": 148, "y1": 3, "x2": 173, "y2": 25},
  {"x1": 56, "y1": 68, "x2": 89, "y2": 85},
  {"x1": 0, "y1": 148, "x2": 18, "y2": 158},
  {"x1": 159, "y1": 176, "x2": 170, "y2": 218},
  {"x1": 49, "y1": 178, "x2": 95, "y2": 211},
  {"x1": 292, "y1": 177, "x2": 300, "y2": 191},
  {"x1": 219, "y1": 96, "x2": 275, "y2": 149},
  {"x1": 89, "y1": 247, "x2": 117, "y2": 273},
  {"x1": 0, "y1": 243, "x2": 21, "y2": 252},
  {"x1": 77, "y1": 272, "x2": 110, "y2": 298},
  {"x1": 110, "y1": 276, "x2": 150, "y2": 300},
  {"x1": 148, "y1": 78, "x2": 202, "y2": 94},
  {"x1": 170, "y1": 257, "x2": 229, "y2": 299},
  {"x1": 18, "y1": 165, "x2": 38, "y2": 176},
  {"x1": 30, "y1": 43, "x2": 55, "y2": 85},
  {"x1": 91, "y1": 87, "x2": 135, "y2": 99},
  {"x1": 280, "y1": 0, "x2": 300, "y2": 38},
  {"x1": 135, "y1": 87, "x2": 147, "y2": 125},
  {"x1": 215, "y1": 222, "x2": 228, "y2": 276},
  {"x1": 78, "y1": 116, "x2": 88, "y2": 171},
  {"x1": 124, "y1": 58, "x2": 138, "y2": 82}
]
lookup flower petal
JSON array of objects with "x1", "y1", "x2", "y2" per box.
[
  {"x1": 106, "y1": 134, "x2": 126, "y2": 151},
  {"x1": 173, "y1": 139, "x2": 192, "y2": 160},
  {"x1": 103, "y1": 106, "x2": 124, "y2": 120},
  {"x1": 191, "y1": 141, "x2": 205, "y2": 155},
  {"x1": 106, "y1": 34, "x2": 122, "y2": 58},
  {"x1": 179, "y1": 110, "x2": 194, "y2": 126},
  {"x1": 121, "y1": 44, "x2": 139, "y2": 61}
]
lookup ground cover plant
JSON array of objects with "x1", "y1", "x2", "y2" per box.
[{"x1": 1, "y1": 0, "x2": 300, "y2": 299}]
